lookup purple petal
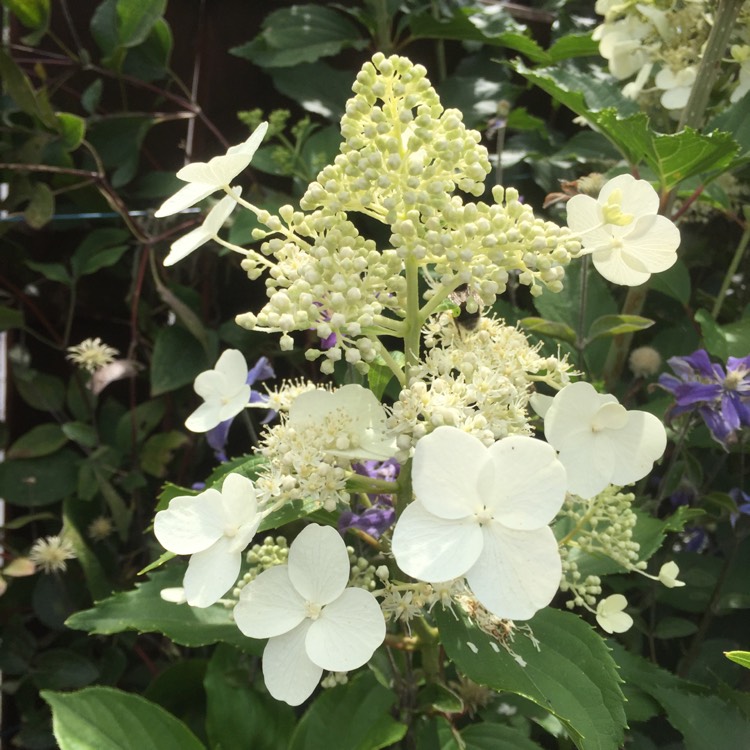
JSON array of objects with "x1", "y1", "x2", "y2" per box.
[{"x1": 247, "y1": 356, "x2": 275, "y2": 385}]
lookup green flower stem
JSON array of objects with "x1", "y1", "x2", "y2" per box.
[
  {"x1": 412, "y1": 616, "x2": 441, "y2": 683},
  {"x1": 576, "y1": 255, "x2": 590, "y2": 370},
  {"x1": 416, "y1": 280, "x2": 462, "y2": 326},
  {"x1": 557, "y1": 497, "x2": 598, "y2": 547},
  {"x1": 678, "y1": 0, "x2": 746, "y2": 131},
  {"x1": 346, "y1": 476, "x2": 400, "y2": 494},
  {"x1": 712, "y1": 221, "x2": 750, "y2": 319},
  {"x1": 213, "y1": 236, "x2": 275, "y2": 269},
  {"x1": 373, "y1": 338, "x2": 407, "y2": 385},
  {"x1": 395, "y1": 457, "x2": 413, "y2": 518},
  {"x1": 601, "y1": 283, "x2": 649, "y2": 390},
  {"x1": 404, "y1": 253, "x2": 421, "y2": 375}
]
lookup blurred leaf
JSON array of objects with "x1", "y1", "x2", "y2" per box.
[
  {"x1": 56, "y1": 112, "x2": 86, "y2": 150},
  {"x1": 66, "y1": 565, "x2": 263, "y2": 652},
  {"x1": 26, "y1": 257, "x2": 70, "y2": 283},
  {"x1": 153, "y1": 280, "x2": 215, "y2": 359},
  {"x1": 140, "y1": 431, "x2": 188, "y2": 477},
  {"x1": 0, "y1": 449, "x2": 79, "y2": 506},
  {"x1": 62, "y1": 421, "x2": 98, "y2": 448},
  {"x1": 94, "y1": 470, "x2": 132, "y2": 541},
  {"x1": 3, "y1": 0, "x2": 50, "y2": 40},
  {"x1": 547, "y1": 34, "x2": 599, "y2": 62},
  {"x1": 137, "y1": 550, "x2": 175, "y2": 576},
  {"x1": 435, "y1": 607, "x2": 626, "y2": 750},
  {"x1": 42, "y1": 687, "x2": 206, "y2": 750},
  {"x1": 462, "y1": 723, "x2": 545, "y2": 750},
  {"x1": 695, "y1": 308, "x2": 750, "y2": 360},
  {"x1": 417, "y1": 684, "x2": 463, "y2": 714},
  {"x1": 8, "y1": 423, "x2": 67, "y2": 459},
  {"x1": 115, "y1": 398, "x2": 165, "y2": 453},
  {"x1": 205, "y1": 645, "x2": 295, "y2": 750},
  {"x1": 63, "y1": 498, "x2": 112, "y2": 600},
  {"x1": 289, "y1": 671, "x2": 407, "y2": 750},
  {"x1": 650, "y1": 259, "x2": 691, "y2": 305},
  {"x1": 725, "y1": 651, "x2": 750, "y2": 670},
  {"x1": 230, "y1": 5, "x2": 368, "y2": 67},
  {"x1": 519, "y1": 317, "x2": 577, "y2": 345},
  {"x1": 13, "y1": 368, "x2": 66, "y2": 411},
  {"x1": 587, "y1": 314, "x2": 654, "y2": 342},
  {"x1": 122, "y1": 17, "x2": 172, "y2": 81},
  {"x1": 271, "y1": 62, "x2": 351, "y2": 120},
  {"x1": 150, "y1": 326, "x2": 210, "y2": 396},
  {"x1": 0, "y1": 47, "x2": 56, "y2": 126},
  {"x1": 708, "y1": 90, "x2": 750, "y2": 158},
  {"x1": 81, "y1": 78, "x2": 103, "y2": 114},
  {"x1": 23, "y1": 182, "x2": 55, "y2": 229},
  {"x1": 0, "y1": 305, "x2": 23, "y2": 331},
  {"x1": 71, "y1": 228, "x2": 130, "y2": 277},
  {"x1": 33, "y1": 649, "x2": 99, "y2": 691},
  {"x1": 116, "y1": 0, "x2": 167, "y2": 48},
  {"x1": 652, "y1": 617, "x2": 698, "y2": 640},
  {"x1": 86, "y1": 115, "x2": 153, "y2": 186},
  {"x1": 415, "y1": 716, "x2": 461, "y2": 750}
]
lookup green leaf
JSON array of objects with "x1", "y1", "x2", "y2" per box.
[
  {"x1": 81, "y1": 78, "x2": 103, "y2": 114},
  {"x1": 62, "y1": 421, "x2": 98, "y2": 448},
  {"x1": 230, "y1": 5, "x2": 368, "y2": 67},
  {"x1": 65, "y1": 565, "x2": 262, "y2": 652},
  {"x1": 116, "y1": 0, "x2": 167, "y2": 48},
  {"x1": 86, "y1": 115, "x2": 153, "y2": 186},
  {"x1": 271, "y1": 62, "x2": 351, "y2": 120},
  {"x1": 695, "y1": 308, "x2": 750, "y2": 360},
  {"x1": 462, "y1": 723, "x2": 545, "y2": 750},
  {"x1": 122, "y1": 17, "x2": 172, "y2": 82},
  {"x1": 140, "y1": 431, "x2": 188, "y2": 478},
  {"x1": 205, "y1": 645, "x2": 295, "y2": 750},
  {"x1": 0, "y1": 449, "x2": 80, "y2": 507},
  {"x1": 13, "y1": 368, "x2": 66, "y2": 411},
  {"x1": 586, "y1": 314, "x2": 654, "y2": 343},
  {"x1": 7, "y1": 423, "x2": 67, "y2": 459},
  {"x1": 708, "y1": 91, "x2": 750, "y2": 158},
  {"x1": 435, "y1": 607, "x2": 626, "y2": 750},
  {"x1": 26, "y1": 258, "x2": 70, "y2": 283},
  {"x1": 150, "y1": 326, "x2": 210, "y2": 396},
  {"x1": 0, "y1": 47, "x2": 56, "y2": 127},
  {"x1": 93, "y1": 469, "x2": 132, "y2": 541},
  {"x1": 42, "y1": 686, "x2": 206, "y2": 750},
  {"x1": 33, "y1": 649, "x2": 99, "y2": 691},
  {"x1": 3, "y1": 0, "x2": 50, "y2": 37},
  {"x1": 519, "y1": 317, "x2": 577, "y2": 345},
  {"x1": 63, "y1": 498, "x2": 112, "y2": 601},
  {"x1": 725, "y1": 651, "x2": 750, "y2": 670},
  {"x1": 0, "y1": 305, "x2": 23, "y2": 331},
  {"x1": 23, "y1": 182, "x2": 55, "y2": 229},
  {"x1": 152, "y1": 280, "x2": 215, "y2": 359},
  {"x1": 56, "y1": 112, "x2": 85, "y2": 150},
  {"x1": 137, "y1": 550, "x2": 175, "y2": 576},
  {"x1": 546, "y1": 33, "x2": 599, "y2": 62},
  {"x1": 649, "y1": 258, "x2": 691, "y2": 305},
  {"x1": 652, "y1": 617, "x2": 698, "y2": 640},
  {"x1": 71, "y1": 228, "x2": 130, "y2": 277},
  {"x1": 289, "y1": 671, "x2": 407, "y2": 750}
]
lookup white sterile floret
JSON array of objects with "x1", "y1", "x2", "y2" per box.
[
  {"x1": 566, "y1": 173, "x2": 680, "y2": 286},
  {"x1": 596, "y1": 594, "x2": 633, "y2": 634},
  {"x1": 233, "y1": 524, "x2": 385, "y2": 706},
  {"x1": 154, "y1": 473, "x2": 262, "y2": 607},
  {"x1": 155, "y1": 122, "x2": 268, "y2": 217},
  {"x1": 391, "y1": 426, "x2": 567, "y2": 621},
  {"x1": 654, "y1": 67, "x2": 697, "y2": 110},
  {"x1": 543, "y1": 381, "x2": 667, "y2": 500},
  {"x1": 289, "y1": 384, "x2": 396, "y2": 461},
  {"x1": 163, "y1": 189, "x2": 241, "y2": 266},
  {"x1": 185, "y1": 349, "x2": 250, "y2": 433},
  {"x1": 593, "y1": 15, "x2": 652, "y2": 80},
  {"x1": 658, "y1": 561, "x2": 685, "y2": 588}
]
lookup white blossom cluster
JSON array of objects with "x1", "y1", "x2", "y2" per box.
[
  {"x1": 389, "y1": 314, "x2": 572, "y2": 455},
  {"x1": 594, "y1": 0, "x2": 750, "y2": 110}
]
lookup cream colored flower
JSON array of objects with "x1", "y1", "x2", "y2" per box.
[
  {"x1": 66, "y1": 338, "x2": 119, "y2": 373},
  {"x1": 596, "y1": 594, "x2": 633, "y2": 634},
  {"x1": 658, "y1": 561, "x2": 685, "y2": 588},
  {"x1": 28, "y1": 535, "x2": 77, "y2": 574}
]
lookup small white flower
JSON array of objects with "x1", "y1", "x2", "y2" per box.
[
  {"x1": 593, "y1": 16, "x2": 651, "y2": 80},
  {"x1": 654, "y1": 66, "x2": 697, "y2": 110},
  {"x1": 154, "y1": 473, "x2": 262, "y2": 607},
  {"x1": 164, "y1": 189, "x2": 241, "y2": 266},
  {"x1": 66, "y1": 337, "x2": 119, "y2": 373},
  {"x1": 234, "y1": 524, "x2": 385, "y2": 706},
  {"x1": 596, "y1": 594, "x2": 633, "y2": 634},
  {"x1": 160, "y1": 587, "x2": 187, "y2": 604},
  {"x1": 28, "y1": 535, "x2": 77, "y2": 574},
  {"x1": 289, "y1": 384, "x2": 396, "y2": 461},
  {"x1": 185, "y1": 349, "x2": 251, "y2": 433},
  {"x1": 391, "y1": 426, "x2": 567, "y2": 621},
  {"x1": 658, "y1": 561, "x2": 685, "y2": 588},
  {"x1": 543, "y1": 381, "x2": 667, "y2": 499},
  {"x1": 566, "y1": 173, "x2": 680, "y2": 286},
  {"x1": 155, "y1": 123, "x2": 268, "y2": 217}
]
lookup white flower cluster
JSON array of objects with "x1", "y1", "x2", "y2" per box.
[
  {"x1": 389, "y1": 314, "x2": 572, "y2": 455},
  {"x1": 594, "y1": 0, "x2": 750, "y2": 110}
]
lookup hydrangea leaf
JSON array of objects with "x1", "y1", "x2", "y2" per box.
[
  {"x1": 435, "y1": 607, "x2": 626, "y2": 750},
  {"x1": 725, "y1": 651, "x2": 750, "y2": 670},
  {"x1": 519, "y1": 317, "x2": 577, "y2": 345},
  {"x1": 288, "y1": 671, "x2": 407, "y2": 750},
  {"x1": 695, "y1": 308, "x2": 750, "y2": 360},
  {"x1": 42, "y1": 686, "x2": 205, "y2": 750},
  {"x1": 586, "y1": 315, "x2": 654, "y2": 343},
  {"x1": 65, "y1": 565, "x2": 262, "y2": 653},
  {"x1": 462, "y1": 722, "x2": 546, "y2": 750}
]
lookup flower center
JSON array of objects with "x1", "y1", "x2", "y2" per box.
[
  {"x1": 601, "y1": 189, "x2": 634, "y2": 227},
  {"x1": 724, "y1": 370, "x2": 744, "y2": 391},
  {"x1": 304, "y1": 600, "x2": 323, "y2": 620},
  {"x1": 474, "y1": 506, "x2": 494, "y2": 526}
]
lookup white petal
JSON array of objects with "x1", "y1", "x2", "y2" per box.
[
  {"x1": 185, "y1": 400, "x2": 223, "y2": 432},
  {"x1": 220, "y1": 473, "x2": 258, "y2": 523},
  {"x1": 183, "y1": 536, "x2": 239, "y2": 607},
  {"x1": 412, "y1": 427, "x2": 486, "y2": 519},
  {"x1": 660, "y1": 86, "x2": 691, "y2": 110},
  {"x1": 592, "y1": 247, "x2": 652, "y2": 286},
  {"x1": 153, "y1": 491, "x2": 224, "y2": 554},
  {"x1": 289, "y1": 388, "x2": 333, "y2": 424},
  {"x1": 164, "y1": 227, "x2": 211, "y2": 266},
  {"x1": 566, "y1": 194, "x2": 602, "y2": 235},
  {"x1": 263, "y1": 622, "x2": 322, "y2": 706},
  {"x1": 544, "y1": 382, "x2": 606, "y2": 448},
  {"x1": 217, "y1": 387, "x2": 252, "y2": 422},
  {"x1": 234, "y1": 565, "x2": 307, "y2": 638},
  {"x1": 609, "y1": 411, "x2": 666, "y2": 486},
  {"x1": 202, "y1": 189, "x2": 241, "y2": 234},
  {"x1": 600, "y1": 174, "x2": 659, "y2": 218},
  {"x1": 193, "y1": 369, "x2": 228, "y2": 400},
  {"x1": 622, "y1": 215, "x2": 680, "y2": 271},
  {"x1": 215, "y1": 349, "x2": 249, "y2": 388},
  {"x1": 484, "y1": 436, "x2": 567, "y2": 529},
  {"x1": 155, "y1": 182, "x2": 216, "y2": 217},
  {"x1": 391, "y1": 501, "x2": 482, "y2": 582},
  {"x1": 177, "y1": 152, "x2": 252, "y2": 187},
  {"x1": 287, "y1": 524, "x2": 349, "y2": 606},
  {"x1": 306, "y1": 588, "x2": 385, "y2": 671},
  {"x1": 467, "y1": 524, "x2": 562, "y2": 620},
  {"x1": 559, "y1": 437, "x2": 616, "y2": 499},
  {"x1": 227, "y1": 122, "x2": 268, "y2": 158}
]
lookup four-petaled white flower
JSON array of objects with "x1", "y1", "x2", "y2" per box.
[
  {"x1": 543, "y1": 381, "x2": 667, "y2": 500},
  {"x1": 566, "y1": 173, "x2": 680, "y2": 286},
  {"x1": 391, "y1": 426, "x2": 567, "y2": 621},
  {"x1": 289, "y1": 384, "x2": 396, "y2": 461},
  {"x1": 654, "y1": 67, "x2": 697, "y2": 110},
  {"x1": 186, "y1": 349, "x2": 251, "y2": 433},
  {"x1": 658, "y1": 561, "x2": 685, "y2": 588},
  {"x1": 163, "y1": 189, "x2": 241, "y2": 266},
  {"x1": 596, "y1": 594, "x2": 633, "y2": 634},
  {"x1": 233, "y1": 524, "x2": 386, "y2": 706},
  {"x1": 154, "y1": 473, "x2": 262, "y2": 607},
  {"x1": 155, "y1": 123, "x2": 268, "y2": 218}
]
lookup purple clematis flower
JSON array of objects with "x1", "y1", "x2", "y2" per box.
[
  {"x1": 339, "y1": 459, "x2": 400, "y2": 539},
  {"x1": 658, "y1": 350, "x2": 750, "y2": 448},
  {"x1": 729, "y1": 488, "x2": 750, "y2": 528},
  {"x1": 206, "y1": 356, "x2": 275, "y2": 461}
]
